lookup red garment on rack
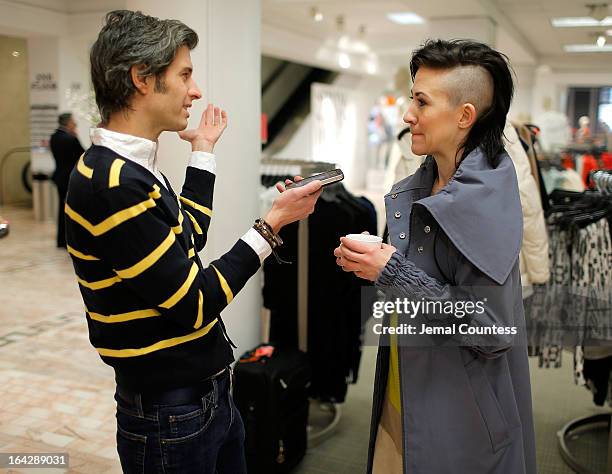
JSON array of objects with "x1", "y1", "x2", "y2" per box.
[
  {"x1": 581, "y1": 154, "x2": 598, "y2": 188},
  {"x1": 561, "y1": 153, "x2": 574, "y2": 170},
  {"x1": 602, "y1": 152, "x2": 612, "y2": 170}
]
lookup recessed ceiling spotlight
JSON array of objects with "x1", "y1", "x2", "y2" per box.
[
  {"x1": 336, "y1": 15, "x2": 345, "y2": 32},
  {"x1": 311, "y1": 6, "x2": 323, "y2": 22},
  {"x1": 387, "y1": 12, "x2": 425, "y2": 25},
  {"x1": 597, "y1": 34, "x2": 607, "y2": 46},
  {"x1": 338, "y1": 53, "x2": 351, "y2": 69},
  {"x1": 12, "y1": 51, "x2": 20, "y2": 57}
]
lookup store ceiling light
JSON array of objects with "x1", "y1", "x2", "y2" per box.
[
  {"x1": 311, "y1": 6, "x2": 323, "y2": 22},
  {"x1": 11, "y1": 51, "x2": 20, "y2": 57},
  {"x1": 338, "y1": 53, "x2": 351, "y2": 69},
  {"x1": 387, "y1": 12, "x2": 425, "y2": 25},
  {"x1": 597, "y1": 34, "x2": 607, "y2": 47},
  {"x1": 551, "y1": 16, "x2": 612, "y2": 27},
  {"x1": 588, "y1": 3, "x2": 609, "y2": 22},
  {"x1": 564, "y1": 43, "x2": 612, "y2": 52}
]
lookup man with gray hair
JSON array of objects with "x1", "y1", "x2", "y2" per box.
[
  {"x1": 50, "y1": 112, "x2": 84, "y2": 248},
  {"x1": 65, "y1": 10, "x2": 321, "y2": 473}
]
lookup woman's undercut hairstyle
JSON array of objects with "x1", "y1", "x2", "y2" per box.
[
  {"x1": 90, "y1": 10, "x2": 198, "y2": 125},
  {"x1": 410, "y1": 39, "x2": 514, "y2": 165}
]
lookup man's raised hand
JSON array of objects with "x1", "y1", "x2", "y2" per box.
[{"x1": 178, "y1": 103, "x2": 227, "y2": 153}]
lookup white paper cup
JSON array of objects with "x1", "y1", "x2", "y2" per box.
[{"x1": 345, "y1": 233, "x2": 383, "y2": 248}]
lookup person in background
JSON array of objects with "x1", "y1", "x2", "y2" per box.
[
  {"x1": 49, "y1": 112, "x2": 84, "y2": 248},
  {"x1": 576, "y1": 115, "x2": 591, "y2": 143},
  {"x1": 65, "y1": 10, "x2": 321, "y2": 474}
]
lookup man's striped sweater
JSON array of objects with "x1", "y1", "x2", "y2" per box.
[{"x1": 65, "y1": 144, "x2": 260, "y2": 391}]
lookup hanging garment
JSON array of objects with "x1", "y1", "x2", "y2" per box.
[
  {"x1": 583, "y1": 356, "x2": 612, "y2": 406},
  {"x1": 542, "y1": 168, "x2": 585, "y2": 194},
  {"x1": 581, "y1": 154, "x2": 599, "y2": 188},
  {"x1": 504, "y1": 121, "x2": 550, "y2": 297},
  {"x1": 513, "y1": 122, "x2": 541, "y2": 191},
  {"x1": 525, "y1": 214, "x2": 569, "y2": 367},
  {"x1": 571, "y1": 218, "x2": 612, "y2": 343},
  {"x1": 263, "y1": 186, "x2": 377, "y2": 403},
  {"x1": 535, "y1": 191, "x2": 612, "y2": 408}
]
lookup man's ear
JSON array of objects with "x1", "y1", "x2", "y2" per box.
[
  {"x1": 458, "y1": 103, "x2": 477, "y2": 130},
  {"x1": 130, "y1": 65, "x2": 151, "y2": 95}
]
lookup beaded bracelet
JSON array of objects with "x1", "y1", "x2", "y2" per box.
[{"x1": 253, "y1": 218, "x2": 291, "y2": 264}]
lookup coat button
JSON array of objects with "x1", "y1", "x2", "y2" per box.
[
  {"x1": 391, "y1": 193, "x2": 398, "y2": 199},
  {"x1": 394, "y1": 211, "x2": 401, "y2": 219},
  {"x1": 424, "y1": 225, "x2": 431, "y2": 234},
  {"x1": 417, "y1": 246, "x2": 424, "y2": 253},
  {"x1": 399, "y1": 232, "x2": 406, "y2": 239}
]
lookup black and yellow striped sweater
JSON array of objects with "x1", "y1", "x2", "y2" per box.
[{"x1": 65, "y1": 145, "x2": 260, "y2": 391}]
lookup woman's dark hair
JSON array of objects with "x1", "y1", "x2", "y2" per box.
[
  {"x1": 90, "y1": 10, "x2": 198, "y2": 125},
  {"x1": 410, "y1": 39, "x2": 514, "y2": 165}
]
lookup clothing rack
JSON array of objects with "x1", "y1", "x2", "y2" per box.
[
  {"x1": 558, "y1": 413, "x2": 612, "y2": 474},
  {"x1": 260, "y1": 157, "x2": 342, "y2": 446},
  {"x1": 592, "y1": 170, "x2": 612, "y2": 194},
  {"x1": 556, "y1": 171, "x2": 612, "y2": 474}
]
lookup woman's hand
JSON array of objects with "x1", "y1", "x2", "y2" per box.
[
  {"x1": 334, "y1": 236, "x2": 396, "y2": 281},
  {"x1": 264, "y1": 177, "x2": 323, "y2": 233},
  {"x1": 178, "y1": 103, "x2": 227, "y2": 153}
]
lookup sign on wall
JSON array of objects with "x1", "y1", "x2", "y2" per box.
[{"x1": 29, "y1": 72, "x2": 59, "y2": 148}]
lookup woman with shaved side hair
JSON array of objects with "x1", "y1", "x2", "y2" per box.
[{"x1": 335, "y1": 39, "x2": 536, "y2": 474}]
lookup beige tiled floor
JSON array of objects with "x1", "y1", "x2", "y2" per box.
[{"x1": 0, "y1": 205, "x2": 120, "y2": 474}]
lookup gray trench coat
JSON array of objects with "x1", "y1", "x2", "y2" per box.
[{"x1": 367, "y1": 147, "x2": 537, "y2": 474}]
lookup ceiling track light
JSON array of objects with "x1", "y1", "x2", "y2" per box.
[
  {"x1": 338, "y1": 52, "x2": 351, "y2": 69},
  {"x1": 336, "y1": 15, "x2": 345, "y2": 32},
  {"x1": 597, "y1": 34, "x2": 607, "y2": 46},
  {"x1": 586, "y1": 3, "x2": 609, "y2": 21},
  {"x1": 310, "y1": 6, "x2": 323, "y2": 22}
]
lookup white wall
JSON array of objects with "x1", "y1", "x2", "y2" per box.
[
  {"x1": 500, "y1": 63, "x2": 612, "y2": 126},
  {"x1": 532, "y1": 68, "x2": 612, "y2": 121},
  {"x1": 509, "y1": 65, "x2": 535, "y2": 123},
  {"x1": 58, "y1": 12, "x2": 110, "y2": 146},
  {"x1": 0, "y1": 1, "x2": 67, "y2": 37}
]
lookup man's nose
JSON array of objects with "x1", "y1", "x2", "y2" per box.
[{"x1": 189, "y1": 79, "x2": 202, "y2": 100}]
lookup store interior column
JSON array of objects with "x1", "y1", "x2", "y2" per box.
[{"x1": 126, "y1": 0, "x2": 263, "y2": 351}]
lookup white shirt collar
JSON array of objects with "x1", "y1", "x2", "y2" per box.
[{"x1": 90, "y1": 127, "x2": 159, "y2": 175}]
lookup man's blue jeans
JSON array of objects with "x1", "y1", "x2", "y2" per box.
[{"x1": 114, "y1": 369, "x2": 247, "y2": 473}]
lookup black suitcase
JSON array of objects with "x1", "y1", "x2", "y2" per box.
[{"x1": 233, "y1": 345, "x2": 310, "y2": 473}]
